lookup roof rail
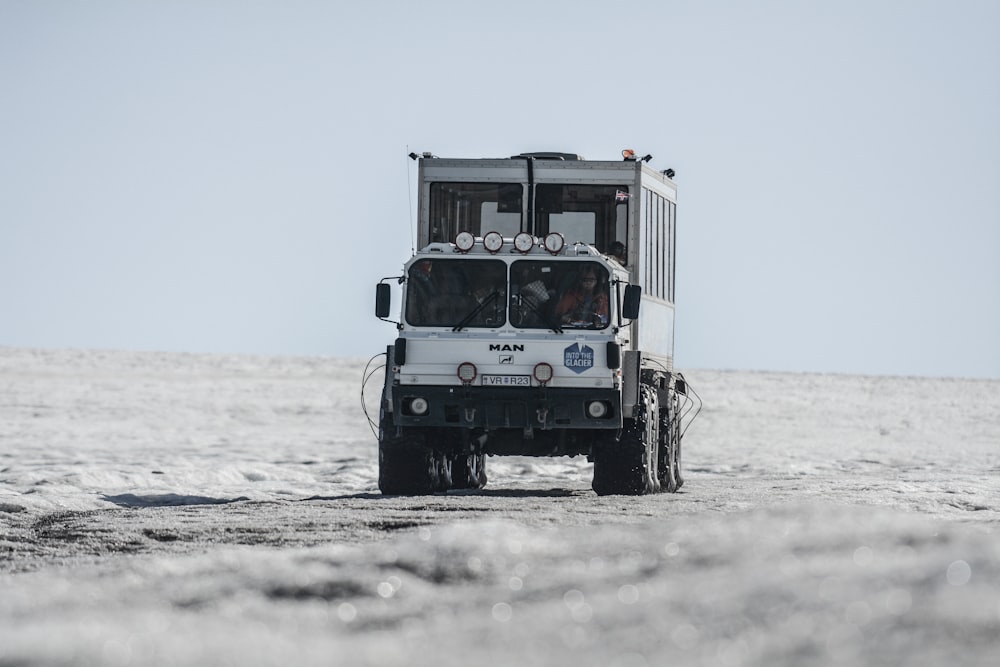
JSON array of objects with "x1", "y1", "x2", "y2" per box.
[{"x1": 511, "y1": 152, "x2": 584, "y2": 161}]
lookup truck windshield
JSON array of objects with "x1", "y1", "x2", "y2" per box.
[
  {"x1": 511, "y1": 260, "x2": 610, "y2": 330},
  {"x1": 405, "y1": 259, "x2": 507, "y2": 328}
]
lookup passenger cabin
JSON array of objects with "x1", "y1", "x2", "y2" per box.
[
  {"x1": 416, "y1": 152, "x2": 677, "y2": 307},
  {"x1": 413, "y1": 151, "x2": 678, "y2": 370}
]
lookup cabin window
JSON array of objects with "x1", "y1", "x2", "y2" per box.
[
  {"x1": 510, "y1": 260, "x2": 610, "y2": 330},
  {"x1": 428, "y1": 183, "x2": 523, "y2": 243},
  {"x1": 405, "y1": 259, "x2": 508, "y2": 328},
  {"x1": 534, "y1": 184, "x2": 629, "y2": 256},
  {"x1": 641, "y1": 187, "x2": 676, "y2": 303}
]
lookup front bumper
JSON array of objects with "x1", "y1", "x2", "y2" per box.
[{"x1": 392, "y1": 385, "x2": 621, "y2": 430}]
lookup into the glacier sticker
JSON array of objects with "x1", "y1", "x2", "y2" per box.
[{"x1": 564, "y1": 343, "x2": 594, "y2": 374}]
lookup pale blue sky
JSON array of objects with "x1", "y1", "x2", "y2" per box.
[{"x1": 2, "y1": 0, "x2": 998, "y2": 378}]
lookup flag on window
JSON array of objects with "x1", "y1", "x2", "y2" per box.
[{"x1": 615, "y1": 190, "x2": 630, "y2": 203}]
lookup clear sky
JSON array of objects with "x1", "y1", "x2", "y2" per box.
[{"x1": 2, "y1": 0, "x2": 998, "y2": 378}]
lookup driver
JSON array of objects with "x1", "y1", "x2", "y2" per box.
[{"x1": 554, "y1": 267, "x2": 608, "y2": 327}]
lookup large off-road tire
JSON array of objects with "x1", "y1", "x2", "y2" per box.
[
  {"x1": 449, "y1": 452, "x2": 488, "y2": 490},
  {"x1": 658, "y1": 404, "x2": 678, "y2": 493},
  {"x1": 660, "y1": 389, "x2": 684, "y2": 491},
  {"x1": 592, "y1": 385, "x2": 659, "y2": 495},
  {"x1": 674, "y1": 437, "x2": 684, "y2": 489},
  {"x1": 378, "y1": 415, "x2": 444, "y2": 495},
  {"x1": 659, "y1": 388, "x2": 688, "y2": 493}
]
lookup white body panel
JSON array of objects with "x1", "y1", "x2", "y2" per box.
[
  {"x1": 635, "y1": 298, "x2": 675, "y2": 370},
  {"x1": 398, "y1": 335, "x2": 618, "y2": 389}
]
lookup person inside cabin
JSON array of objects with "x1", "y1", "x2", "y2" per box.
[
  {"x1": 555, "y1": 266, "x2": 609, "y2": 328},
  {"x1": 511, "y1": 264, "x2": 552, "y2": 327},
  {"x1": 608, "y1": 241, "x2": 627, "y2": 266},
  {"x1": 409, "y1": 260, "x2": 472, "y2": 324}
]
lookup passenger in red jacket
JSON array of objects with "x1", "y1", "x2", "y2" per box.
[{"x1": 555, "y1": 266, "x2": 609, "y2": 328}]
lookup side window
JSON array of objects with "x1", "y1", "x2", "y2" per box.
[
  {"x1": 668, "y1": 199, "x2": 676, "y2": 302},
  {"x1": 641, "y1": 187, "x2": 673, "y2": 302}
]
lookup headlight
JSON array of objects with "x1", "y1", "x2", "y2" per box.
[
  {"x1": 586, "y1": 400, "x2": 609, "y2": 419},
  {"x1": 533, "y1": 362, "x2": 553, "y2": 384},
  {"x1": 513, "y1": 232, "x2": 535, "y2": 253},
  {"x1": 455, "y1": 231, "x2": 476, "y2": 252},
  {"x1": 409, "y1": 397, "x2": 429, "y2": 416},
  {"x1": 543, "y1": 232, "x2": 564, "y2": 254},
  {"x1": 457, "y1": 362, "x2": 477, "y2": 384},
  {"x1": 483, "y1": 231, "x2": 504, "y2": 253}
]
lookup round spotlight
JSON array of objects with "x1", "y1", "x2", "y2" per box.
[
  {"x1": 513, "y1": 232, "x2": 535, "y2": 253},
  {"x1": 454, "y1": 231, "x2": 476, "y2": 252},
  {"x1": 586, "y1": 400, "x2": 608, "y2": 419},
  {"x1": 543, "y1": 232, "x2": 565, "y2": 254},
  {"x1": 457, "y1": 362, "x2": 477, "y2": 384},
  {"x1": 483, "y1": 231, "x2": 504, "y2": 253},
  {"x1": 409, "y1": 397, "x2": 429, "y2": 416},
  {"x1": 533, "y1": 362, "x2": 553, "y2": 384}
]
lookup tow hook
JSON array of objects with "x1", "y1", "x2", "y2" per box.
[{"x1": 536, "y1": 407, "x2": 549, "y2": 425}]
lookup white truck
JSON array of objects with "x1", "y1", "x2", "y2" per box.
[{"x1": 372, "y1": 150, "x2": 693, "y2": 495}]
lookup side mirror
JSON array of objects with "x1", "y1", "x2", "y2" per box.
[
  {"x1": 375, "y1": 283, "x2": 391, "y2": 318},
  {"x1": 622, "y1": 285, "x2": 641, "y2": 319}
]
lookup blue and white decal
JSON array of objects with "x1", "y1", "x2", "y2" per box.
[{"x1": 563, "y1": 343, "x2": 594, "y2": 374}]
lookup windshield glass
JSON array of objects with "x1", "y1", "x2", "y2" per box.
[
  {"x1": 405, "y1": 259, "x2": 507, "y2": 328},
  {"x1": 510, "y1": 260, "x2": 610, "y2": 330}
]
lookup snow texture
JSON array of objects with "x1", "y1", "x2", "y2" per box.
[{"x1": 1, "y1": 347, "x2": 998, "y2": 666}]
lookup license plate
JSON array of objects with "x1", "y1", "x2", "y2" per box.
[{"x1": 481, "y1": 374, "x2": 530, "y2": 386}]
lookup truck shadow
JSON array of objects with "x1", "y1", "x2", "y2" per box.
[
  {"x1": 102, "y1": 493, "x2": 251, "y2": 507},
  {"x1": 301, "y1": 488, "x2": 584, "y2": 501}
]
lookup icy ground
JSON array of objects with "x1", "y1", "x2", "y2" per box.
[{"x1": 1, "y1": 347, "x2": 998, "y2": 666}]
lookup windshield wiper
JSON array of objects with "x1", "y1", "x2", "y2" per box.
[
  {"x1": 452, "y1": 291, "x2": 500, "y2": 332},
  {"x1": 519, "y1": 294, "x2": 563, "y2": 334}
]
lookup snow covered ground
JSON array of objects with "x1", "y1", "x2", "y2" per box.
[{"x1": 1, "y1": 347, "x2": 998, "y2": 666}]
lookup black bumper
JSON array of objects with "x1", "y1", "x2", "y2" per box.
[{"x1": 392, "y1": 385, "x2": 621, "y2": 430}]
